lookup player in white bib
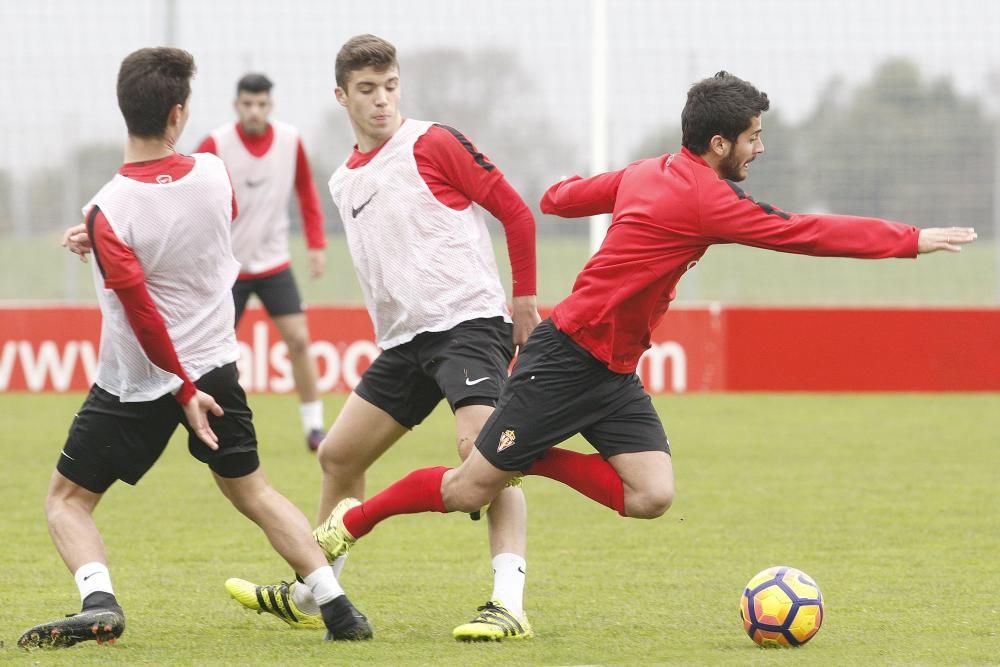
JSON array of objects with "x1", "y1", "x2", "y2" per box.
[
  {"x1": 197, "y1": 74, "x2": 328, "y2": 451},
  {"x1": 225, "y1": 34, "x2": 541, "y2": 641},
  {"x1": 18, "y1": 48, "x2": 371, "y2": 651}
]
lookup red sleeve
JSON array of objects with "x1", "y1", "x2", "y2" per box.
[
  {"x1": 476, "y1": 179, "x2": 536, "y2": 296},
  {"x1": 196, "y1": 136, "x2": 217, "y2": 155},
  {"x1": 88, "y1": 208, "x2": 145, "y2": 289},
  {"x1": 700, "y1": 180, "x2": 920, "y2": 259},
  {"x1": 294, "y1": 139, "x2": 326, "y2": 249},
  {"x1": 540, "y1": 170, "x2": 625, "y2": 218},
  {"x1": 415, "y1": 125, "x2": 536, "y2": 296},
  {"x1": 415, "y1": 125, "x2": 503, "y2": 205},
  {"x1": 87, "y1": 208, "x2": 196, "y2": 403}
]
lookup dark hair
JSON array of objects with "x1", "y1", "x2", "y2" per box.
[
  {"x1": 116, "y1": 47, "x2": 196, "y2": 138},
  {"x1": 335, "y1": 34, "x2": 398, "y2": 89},
  {"x1": 681, "y1": 71, "x2": 769, "y2": 154},
  {"x1": 237, "y1": 72, "x2": 273, "y2": 95}
]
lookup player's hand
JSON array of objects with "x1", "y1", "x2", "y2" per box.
[
  {"x1": 511, "y1": 295, "x2": 541, "y2": 349},
  {"x1": 308, "y1": 249, "x2": 326, "y2": 279},
  {"x1": 182, "y1": 389, "x2": 225, "y2": 450},
  {"x1": 917, "y1": 227, "x2": 977, "y2": 254},
  {"x1": 61, "y1": 222, "x2": 92, "y2": 263}
]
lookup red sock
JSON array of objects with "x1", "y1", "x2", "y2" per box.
[
  {"x1": 526, "y1": 447, "x2": 626, "y2": 515},
  {"x1": 343, "y1": 466, "x2": 450, "y2": 539}
]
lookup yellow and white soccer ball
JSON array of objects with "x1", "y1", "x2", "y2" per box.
[{"x1": 739, "y1": 565, "x2": 824, "y2": 648}]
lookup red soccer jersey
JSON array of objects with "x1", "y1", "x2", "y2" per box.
[{"x1": 543, "y1": 147, "x2": 920, "y2": 373}]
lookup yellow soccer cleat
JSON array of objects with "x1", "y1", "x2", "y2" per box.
[
  {"x1": 313, "y1": 497, "x2": 361, "y2": 562},
  {"x1": 224, "y1": 578, "x2": 324, "y2": 630},
  {"x1": 452, "y1": 601, "x2": 534, "y2": 642}
]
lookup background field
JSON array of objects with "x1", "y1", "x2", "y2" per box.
[
  {"x1": 1, "y1": 392, "x2": 997, "y2": 665},
  {"x1": 2, "y1": 234, "x2": 996, "y2": 307}
]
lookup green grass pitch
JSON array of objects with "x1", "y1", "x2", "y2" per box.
[{"x1": 1, "y1": 392, "x2": 998, "y2": 665}]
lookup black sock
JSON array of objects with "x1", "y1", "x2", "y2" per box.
[{"x1": 81, "y1": 591, "x2": 122, "y2": 614}]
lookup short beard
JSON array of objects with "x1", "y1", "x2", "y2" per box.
[{"x1": 720, "y1": 152, "x2": 746, "y2": 182}]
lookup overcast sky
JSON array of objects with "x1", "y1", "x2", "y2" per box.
[{"x1": 2, "y1": 0, "x2": 999, "y2": 173}]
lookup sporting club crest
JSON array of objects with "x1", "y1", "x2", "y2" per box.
[{"x1": 497, "y1": 429, "x2": 516, "y2": 453}]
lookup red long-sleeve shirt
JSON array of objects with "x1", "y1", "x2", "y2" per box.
[
  {"x1": 543, "y1": 147, "x2": 920, "y2": 373},
  {"x1": 197, "y1": 123, "x2": 325, "y2": 250},
  {"x1": 346, "y1": 122, "x2": 536, "y2": 296}
]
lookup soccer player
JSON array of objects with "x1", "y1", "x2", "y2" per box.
[
  {"x1": 306, "y1": 70, "x2": 978, "y2": 624},
  {"x1": 196, "y1": 73, "x2": 328, "y2": 452},
  {"x1": 225, "y1": 34, "x2": 540, "y2": 641},
  {"x1": 17, "y1": 47, "x2": 371, "y2": 650}
]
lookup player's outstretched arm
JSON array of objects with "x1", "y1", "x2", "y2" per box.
[
  {"x1": 917, "y1": 227, "x2": 977, "y2": 254},
  {"x1": 540, "y1": 170, "x2": 625, "y2": 218}
]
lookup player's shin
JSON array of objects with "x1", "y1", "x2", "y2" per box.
[
  {"x1": 525, "y1": 447, "x2": 626, "y2": 515},
  {"x1": 342, "y1": 466, "x2": 450, "y2": 538}
]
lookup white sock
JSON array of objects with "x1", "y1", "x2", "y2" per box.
[
  {"x1": 331, "y1": 554, "x2": 349, "y2": 579},
  {"x1": 302, "y1": 565, "x2": 343, "y2": 606},
  {"x1": 491, "y1": 553, "x2": 526, "y2": 617},
  {"x1": 74, "y1": 562, "x2": 114, "y2": 601},
  {"x1": 300, "y1": 401, "x2": 324, "y2": 434},
  {"x1": 291, "y1": 579, "x2": 320, "y2": 615}
]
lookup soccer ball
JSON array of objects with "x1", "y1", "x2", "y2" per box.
[{"x1": 739, "y1": 565, "x2": 823, "y2": 648}]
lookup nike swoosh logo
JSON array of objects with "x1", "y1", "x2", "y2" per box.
[
  {"x1": 245, "y1": 178, "x2": 265, "y2": 188},
  {"x1": 83, "y1": 572, "x2": 97, "y2": 581},
  {"x1": 465, "y1": 377, "x2": 491, "y2": 386},
  {"x1": 351, "y1": 192, "x2": 377, "y2": 218},
  {"x1": 517, "y1": 566, "x2": 526, "y2": 575}
]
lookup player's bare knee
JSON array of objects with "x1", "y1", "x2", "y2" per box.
[
  {"x1": 43, "y1": 493, "x2": 66, "y2": 523},
  {"x1": 284, "y1": 330, "x2": 311, "y2": 357},
  {"x1": 441, "y1": 473, "x2": 494, "y2": 513},
  {"x1": 626, "y1": 486, "x2": 674, "y2": 519},
  {"x1": 317, "y1": 439, "x2": 361, "y2": 476},
  {"x1": 455, "y1": 434, "x2": 476, "y2": 461}
]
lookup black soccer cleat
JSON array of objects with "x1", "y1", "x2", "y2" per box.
[
  {"x1": 17, "y1": 606, "x2": 125, "y2": 650},
  {"x1": 321, "y1": 595, "x2": 373, "y2": 641},
  {"x1": 307, "y1": 428, "x2": 325, "y2": 452}
]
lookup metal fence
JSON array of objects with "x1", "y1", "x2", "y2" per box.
[{"x1": 2, "y1": 0, "x2": 998, "y2": 304}]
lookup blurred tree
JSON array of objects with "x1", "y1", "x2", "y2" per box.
[
  {"x1": 801, "y1": 59, "x2": 993, "y2": 229},
  {"x1": 26, "y1": 143, "x2": 122, "y2": 233},
  {"x1": 0, "y1": 169, "x2": 11, "y2": 233},
  {"x1": 27, "y1": 166, "x2": 64, "y2": 233},
  {"x1": 74, "y1": 143, "x2": 122, "y2": 209},
  {"x1": 628, "y1": 61, "x2": 994, "y2": 230}
]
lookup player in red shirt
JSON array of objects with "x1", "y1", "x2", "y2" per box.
[
  {"x1": 225, "y1": 34, "x2": 540, "y2": 641},
  {"x1": 196, "y1": 74, "x2": 329, "y2": 452},
  {"x1": 305, "y1": 70, "x2": 976, "y2": 633},
  {"x1": 18, "y1": 47, "x2": 371, "y2": 650}
]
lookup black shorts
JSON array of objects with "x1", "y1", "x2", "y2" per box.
[
  {"x1": 354, "y1": 317, "x2": 513, "y2": 429},
  {"x1": 57, "y1": 363, "x2": 260, "y2": 494},
  {"x1": 475, "y1": 319, "x2": 670, "y2": 472},
  {"x1": 232, "y1": 268, "x2": 304, "y2": 324}
]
